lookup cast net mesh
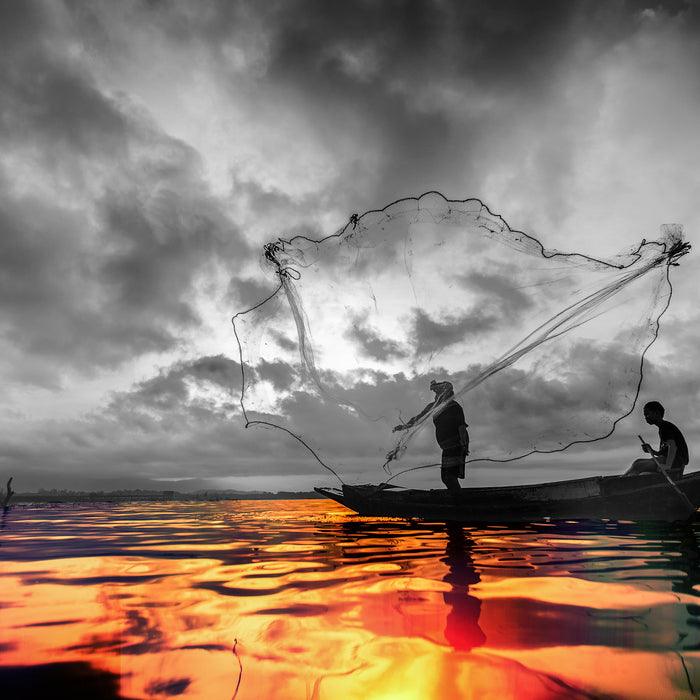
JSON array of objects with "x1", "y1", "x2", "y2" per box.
[{"x1": 232, "y1": 193, "x2": 689, "y2": 486}]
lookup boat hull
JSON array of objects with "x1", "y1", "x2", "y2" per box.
[{"x1": 315, "y1": 472, "x2": 700, "y2": 522}]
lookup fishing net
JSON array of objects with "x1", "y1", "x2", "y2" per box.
[{"x1": 232, "y1": 192, "x2": 689, "y2": 485}]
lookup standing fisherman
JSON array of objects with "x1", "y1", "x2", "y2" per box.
[{"x1": 393, "y1": 380, "x2": 469, "y2": 491}]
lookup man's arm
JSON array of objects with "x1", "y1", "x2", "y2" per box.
[
  {"x1": 393, "y1": 402, "x2": 434, "y2": 432},
  {"x1": 659, "y1": 440, "x2": 677, "y2": 470},
  {"x1": 647, "y1": 439, "x2": 677, "y2": 471},
  {"x1": 459, "y1": 424, "x2": 469, "y2": 455}
]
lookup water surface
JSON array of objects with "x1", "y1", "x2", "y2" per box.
[{"x1": 1, "y1": 500, "x2": 699, "y2": 699}]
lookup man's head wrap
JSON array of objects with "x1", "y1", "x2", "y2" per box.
[{"x1": 430, "y1": 379, "x2": 454, "y2": 396}]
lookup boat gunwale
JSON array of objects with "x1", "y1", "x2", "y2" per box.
[{"x1": 314, "y1": 471, "x2": 700, "y2": 522}]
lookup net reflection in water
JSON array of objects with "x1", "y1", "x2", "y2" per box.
[{"x1": 1, "y1": 500, "x2": 699, "y2": 699}]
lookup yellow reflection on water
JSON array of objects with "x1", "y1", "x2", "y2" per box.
[
  {"x1": 1, "y1": 500, "x2": 699, "y2": 699},
  {"x1": 473, "y1": 575, "x2": 696, "y2": 609}
]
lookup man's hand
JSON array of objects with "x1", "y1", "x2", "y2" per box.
[{"x1": 638, "y1": 435, "x2": 653, "y2": 454}]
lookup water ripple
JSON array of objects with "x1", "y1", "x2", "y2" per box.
[{"x1": 1, "y1": 501, "x2": 699, "y2": 699}]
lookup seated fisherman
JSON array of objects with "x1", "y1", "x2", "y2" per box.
[
  {"x1": 393, "y1": 380, "x2": 469, "y2": 491},
  {"x1": 625, "y1": 400, "x2": 689, "y2": 479}
]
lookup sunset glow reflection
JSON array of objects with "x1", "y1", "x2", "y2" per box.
[{"x1": 1, "y1": 500, "x2": 699, "y2": 699}]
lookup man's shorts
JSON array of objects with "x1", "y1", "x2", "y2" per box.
[{"x1": 442, "y1": 446, "x2": 466, "y2": 479}]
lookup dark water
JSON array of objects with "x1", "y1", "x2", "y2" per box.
[{"x1": 1, "y1": 500, "x2": 699, "y2": 699}]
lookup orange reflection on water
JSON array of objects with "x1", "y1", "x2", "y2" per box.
[
  {"x1": 1, "y1": 500, "x2": 699, "y2": 699},
  {"x1": 473, "y1": 575, "x2": 696, "y2": 609}
]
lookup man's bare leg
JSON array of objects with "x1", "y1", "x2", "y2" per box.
[{"x1": 624, "y1": 458, "x2": 658, "y2": 476}]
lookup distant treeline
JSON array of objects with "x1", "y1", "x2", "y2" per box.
[{"x1": 9, "y1": 489, "x2": 324, "y2": 504}]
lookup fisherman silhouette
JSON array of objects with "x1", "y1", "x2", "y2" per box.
[
  {"x1": 625, "y1": 401, "x2": 689, "y2": 479},
  {"x1": 393, "y1": 380, "x2": 469, "y2": 490}
]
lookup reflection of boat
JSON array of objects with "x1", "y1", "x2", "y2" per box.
[{"x1": 315, "y1": 472, "x2": 700, "y2": 522}]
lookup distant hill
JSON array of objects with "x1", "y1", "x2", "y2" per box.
[{"x1": 8, "y1": 488, "x2": 325, "y2": 504}]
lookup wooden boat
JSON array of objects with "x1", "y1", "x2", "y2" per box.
[{"x1": 315, "y1": 472, "x2": 700, "y2": 522}]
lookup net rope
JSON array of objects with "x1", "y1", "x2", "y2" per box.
[{"x1": 232, "y1": 192, "x2": 689, "y2": 487}]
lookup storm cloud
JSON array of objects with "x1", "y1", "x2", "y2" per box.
[
  {"x1": 346, "y1": 315, "x2": 409, "y2": 361},
  {"x1": 1, "y1": 0, "x2": 698, "y2": 492},
  {"x1": 412, "y1": 307, "x2": 497, "y2": 355}
]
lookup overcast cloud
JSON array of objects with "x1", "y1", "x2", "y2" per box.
[{"x1": 1, "y1": 0, "x2": 699, "y2": 492}]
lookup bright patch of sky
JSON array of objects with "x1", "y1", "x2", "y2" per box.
[{"x1": 1, "y1": 0, "x2": 699, "y2": 491}]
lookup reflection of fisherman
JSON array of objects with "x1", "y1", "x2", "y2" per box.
[
  {"x1": 442, "y1": 523, "x2": 486, "y2": 651},
  {"x1": 393, "y1": 380, "x2": 469, "y2": 491}
]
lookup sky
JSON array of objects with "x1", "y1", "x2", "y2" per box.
[{"x1": 1, "y1": 0, "x2": 699, "y2": 493}]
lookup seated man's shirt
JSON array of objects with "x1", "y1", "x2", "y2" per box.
[{"x1": 658, "y1": 420, "x2": 689, "y2": 468}]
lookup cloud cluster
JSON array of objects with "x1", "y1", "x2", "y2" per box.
[
  {"x1": 1, "y1": 0, "x2": 699, "y2": 491},
  {"x1": 0, "y1": 1, "x2": 245, "y2": 388},
  {"x1": 346, "y1": 314, "x2": 408, "y2": 362}
]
